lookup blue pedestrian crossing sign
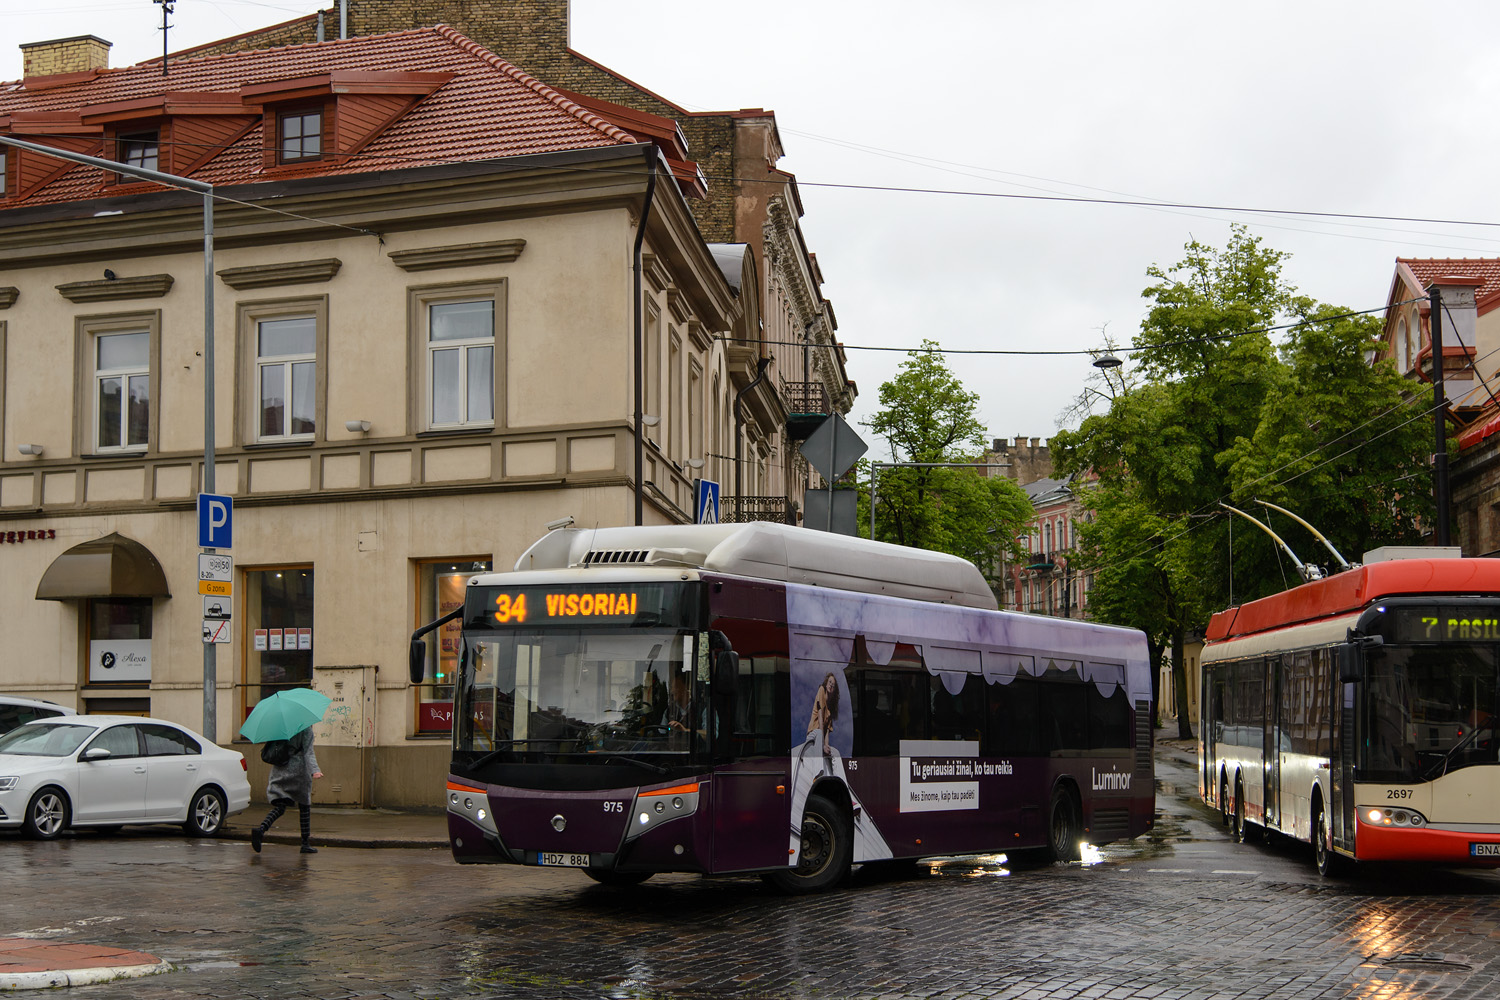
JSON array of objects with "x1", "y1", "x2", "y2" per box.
[
  {"x1": 695, "y1": 479, "x2": 720, "y2": 524},
  {"x1": 197, "y1": 493, "x2": 233, "y2": 549}
]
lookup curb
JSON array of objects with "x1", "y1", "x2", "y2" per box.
[{"x1": 0, "y1": 961, "x2": 171, "y2": 991}]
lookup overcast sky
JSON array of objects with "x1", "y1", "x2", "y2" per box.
[{"x1": 7, "y1": 1, "x2": 1500, "y2": 462}]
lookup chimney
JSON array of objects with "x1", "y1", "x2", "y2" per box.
[{"x1": 20, "y1": 35, "x2": 111, "y2": 77}]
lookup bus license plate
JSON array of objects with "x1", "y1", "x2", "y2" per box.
[
  {"x1": 539, "y1": 852, "x2": 590, "y2": 867},
  {"x1": 1470, "y1": 843, "x2": 1500, "y2": 858}
]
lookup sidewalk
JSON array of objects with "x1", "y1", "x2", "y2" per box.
[
  {"x1": 0, "y1": 939, "x2": 169, "y2": 990},
  {"x1": 225, "y1": 805, "x2": 449, "y2": 850}
]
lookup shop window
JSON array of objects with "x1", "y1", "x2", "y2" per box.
[
  {"x1": 243, "y1": 567, "x2": 314, "y2": 718},
  {"x1": 413, "y1": 559, "x2": 492, "y2": 734},
  {"x1": 87, "y1": 598, "x2": 152, "y2": 686}
]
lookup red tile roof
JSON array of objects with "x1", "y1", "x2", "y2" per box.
[
  {"x1": 0, "y1": 25, "x2": 636, "y2": 207},
  {"x1": 1396, "y1": 258, "x2": 1500, "y2": 314}
]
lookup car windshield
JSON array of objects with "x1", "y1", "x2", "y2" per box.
[
  {"x1": 0, "y1": 722, "x2": 96, "y2": 757},
  {"x1": 1365, "y1": 643, "x2": 1497, "y2": 780},
  {"x1": 456, "y1": 629, "x2": 706, "y2": 761}
]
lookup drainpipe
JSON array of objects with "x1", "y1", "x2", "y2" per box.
[
  {"x1": 340, "y1": 0, "x2": 348, "y2": 40},
  {"x1": 633, "y1": 150, "x2": 659, "y2": 526},
  {"x1": 735, "y1": 357, "x2": 773, "y2": 507}
]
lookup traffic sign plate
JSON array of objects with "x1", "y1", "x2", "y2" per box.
[
  {"x1": 202, "y1": 619, "x2": 231, "y2": 644},
  {"x1": 203, "y1": 596, "x2": 230, "y2": 620},
  {"x1": 198, "y1": 553, "x2": 232, "y2": 583},
  {"x1": 199, "y1": 580, "x2": 232, "y2": 597},
  {"x1": 197, "y1": 493, "x2": 233, "y2": 549}
]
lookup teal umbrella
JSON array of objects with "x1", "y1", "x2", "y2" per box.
[{"x1": 240, "y1": 688, "x2": 332, "y2": 744}]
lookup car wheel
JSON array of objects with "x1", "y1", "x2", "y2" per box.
[
  {"x1": 582, "y1": 869, "x2": 652, "y2": 887},
  {"x1": 765, "y1": 792, "x2": 852, "y2": 894},
  {"x1": 23, "y1": 787, "x2": 70, "y2": 840},
  {"x1": 1046, "y1": 785, "x2": 1083, "y2": 862},
  {"x1": 183, "y1": 787, "x2": 226, "y2": 838}
]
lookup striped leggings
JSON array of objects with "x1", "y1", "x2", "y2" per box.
[{"x1": 258, "y1": 802, "x2": 312, "y2": 843}]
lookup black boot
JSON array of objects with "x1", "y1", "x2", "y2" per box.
[
  {"x1": 250, "y1": 827, "x2": 263, "y2": 853},
  {"x1": 300, "y1": 843, "x2": 318, "y2": 854}
]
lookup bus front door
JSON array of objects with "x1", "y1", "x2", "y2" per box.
[
  {"x1": 711, "y1": 766, "x2": 792, "y2": 873},
  {"x1": 1263, "y1": 655, "x2": 1282, "y2": 830}
]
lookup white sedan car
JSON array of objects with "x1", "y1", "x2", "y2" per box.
[{"x1": 0, "y1": 715, "x2": 251, "y2": 839}]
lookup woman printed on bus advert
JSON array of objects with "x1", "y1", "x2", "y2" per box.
[{"x1": 806, "y1": 672, "x2": 840, "y2": 758}]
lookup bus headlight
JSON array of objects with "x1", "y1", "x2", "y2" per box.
[
  {"x1": 626, "y1": 782, "x2": 700, "y2": 841},
  {"x1": 1365, "y1": 808, "x2": 1428, "y2": 827}
]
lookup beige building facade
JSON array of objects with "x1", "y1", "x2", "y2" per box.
[{"x1": 0, "y1": 29, "x2": 781, "y2": 807}]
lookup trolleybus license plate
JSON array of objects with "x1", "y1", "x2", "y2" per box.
[
  {"x1": 1470, "y1": 843, "x2": 1500, "y2": 857},
  {"x1": 539, "y1": 851, "x2": 590, "y2": 867}
]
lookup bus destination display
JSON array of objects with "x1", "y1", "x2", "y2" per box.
[
  {"x1": 1391, "y1": 608, "x2": 1500, "y2": 642},
  {"x1": 464, "y1": 583, "x2": 685, "y2": 628}
]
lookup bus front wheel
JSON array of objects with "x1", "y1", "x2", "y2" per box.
[
  {"x1": 766, "y1": 793, "x2": 851, "y2": 894},
  {"x1": 583, "y1": 868, "x2": 651, "y2": 887},
  {"x1": 1046, "y1": 786, "x2": 1082, "y2": 862}
]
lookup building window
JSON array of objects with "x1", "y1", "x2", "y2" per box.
[
  {"x1": 645, "y1": 304, "x2": 661, "y2": 443},
  {"x1": 409, "y1": 282, "x2": 504, "y2": 433},
  {"x1": 243, "y1": 567, "x2": 314, "y2": 714},
  {"x1": 237, "y1": 298, "x2": 327, "y2": 445},
  {"x1": 95, "y1": 330, "x2": 150, "y2": 451},
  {"x1": 279, "y1": 110, "x2": 322, "y2": 162},
  {"x1": 257, "y1": 316, "x2": 316, "y2": 440},
  {"x1": 87, "y1": 598, "x2": 152, "y2": 686},
  {"x1": 0, "y1": 150, "x2": 7, "y2": 198},
  {"x1": 117, "y1": 131, "x2": 159, "y2": 172},
  {"x1": 413, "y1": 558, "x2": 493, "y2": 735}
]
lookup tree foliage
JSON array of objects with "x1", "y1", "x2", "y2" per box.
[
  {"x1": 861, "y1": 342, "x2": 1033, "y2": 581},
  {"x1": 1054, "y1": 225, "x2": 1434, "y2": 733}
]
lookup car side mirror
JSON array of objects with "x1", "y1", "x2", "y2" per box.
[
  {"x1": 83, "y1": 747, "x2": 111, "y2": 760},
  {"x1": 409, "y1": 639, "x2": 427, "y2": 686}
]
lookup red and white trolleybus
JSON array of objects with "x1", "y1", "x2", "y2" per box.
[{"x1": 1200, "y1": 551, "x2": 1500, "y2": 875}]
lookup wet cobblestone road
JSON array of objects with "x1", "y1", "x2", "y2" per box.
[{"x1": 5, "y1": 749, "x2": 1500, "y2": 999}]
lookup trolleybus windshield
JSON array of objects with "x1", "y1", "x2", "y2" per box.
[{"x1": 1364, "y1": 642, "x2": 1497, "y2": 781}]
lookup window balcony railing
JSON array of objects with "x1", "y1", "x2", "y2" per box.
[
  {"x1": 721, "y1": 495, "x2": 797, "y2": 525},
  {"x1": 782, "y1": 380, "x2": 831, "y2": 440}
]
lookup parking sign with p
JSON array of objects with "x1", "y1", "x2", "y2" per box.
[{"x1": 197, "y1": 493, "x2": 233, "y2": 549}]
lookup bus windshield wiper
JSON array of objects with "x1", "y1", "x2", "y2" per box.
[
  {"x1": 606, "y1": 755, "x2": 668, "y2": 775},
  {"x1": 1423, "y1": 726, "x2": 1487, "y2": 780}
]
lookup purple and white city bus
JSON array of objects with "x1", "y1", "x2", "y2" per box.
[{"x1": 410, "y1": 523, "x2": 1154, "y2": 891}]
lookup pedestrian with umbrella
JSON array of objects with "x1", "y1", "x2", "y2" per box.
[{"x1": 240, "y1": 688, "x2": 330, "y2": 854}]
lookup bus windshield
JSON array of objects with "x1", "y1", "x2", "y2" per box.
[
  {"x1": 1365, "y1": 643, "x2": 1497, "y2": 780},
  {"x1": 455, "y1": 629, "x2": 708, "y2": 761}
]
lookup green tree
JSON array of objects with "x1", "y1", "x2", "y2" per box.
[
  {"x1": 861, "y1": 342, "x2": 1033, "y2": 582},
  {"x1": 1054, "y1": 226, "x2": 1433, "y2": 737}
]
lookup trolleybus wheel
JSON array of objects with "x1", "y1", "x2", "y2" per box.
[
  {"x1": 1046, "y1": 785, "x2": 1082, "y2": 862},
  {"x1": 766, "y1": 792, "x2": 851, "y2": 894},
  {"x1": 1231, "y1": 777, "x2": 1248, "y2": 843},
  {"x1": 1219, "y1": 773, "x2": 1231, "y2": 828},
  {"x1": 583, "y1": 869, "x2": 652, "y2": 887},
  {"x1": 1314, "y1": 801, "x2": 1348, "y2": 877}
]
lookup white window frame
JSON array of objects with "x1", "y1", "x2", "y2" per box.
[
  {"x1": 408, "y1": 281, "x2": 506, "y2": 434},
  {"x1": 236, "y1": 297, "x2": 328, "y2": 446},
  {"x1": 75, "y1": 313, "x2": 160, "y2": 457},
  {"x1": 255, "y1": 315, "x2": 318, "y2": 442}
]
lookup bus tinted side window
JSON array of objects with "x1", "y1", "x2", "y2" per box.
[
  {"x1": 1088, "y1": 683, "x2": 1132, "y2": 750},
  {"x1": 854, "y1": 669, "x2": 929, "y2": 755},
  {"x1": 1041, "y1": 661, "x2": 1088, "y2": 752},
  {"x1": 930, "y1": 673, "x2": 984, "y2": 742},
  {"x1": 986, "y1": 675, "x2": 1041, "y2": 756},
  {"x1": 733, "y1": 655, "x2": 789, "y2": 756}
]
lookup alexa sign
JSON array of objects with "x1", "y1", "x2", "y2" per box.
[{"x1": 89, "y1": 639, "x2": 151, "y2": 683}]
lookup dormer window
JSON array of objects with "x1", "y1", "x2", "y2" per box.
[
  {"x1": 278, "y1": 110, "x2": 322, "y2": 163},
  {"x1": 118, "y1": 130, "x2": 159, "y2": 172}
]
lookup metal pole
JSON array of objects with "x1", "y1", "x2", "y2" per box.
[
  {"x1": 202, "y1": 190, "x2": 217, "y2": 741},
  {"x1": 1430, "y1": 285, "x2": 1451, "y2": 547}
]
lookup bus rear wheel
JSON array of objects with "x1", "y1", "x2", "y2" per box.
[
  {"x1": 1231, "y1": 777, "x2": 1249, "y2": 843},
  {"x1": 766, "y1": 793, "x2": 851, "y2": 894},
  {"x1": 1046, "y1": 785, "x2": 1082, "y2": 862}
]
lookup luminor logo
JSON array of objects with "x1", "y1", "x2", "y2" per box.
[{"x1": 1092, "y1": 767, "x2": 1132, "y2": 791}]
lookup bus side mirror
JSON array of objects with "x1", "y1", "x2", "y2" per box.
[
  {"x1": 409, "y1": 639, "x2": 427, "y2": 685},
  {"x1": 1337, "y1": 645, "x2": 1363, "y2": 683}
]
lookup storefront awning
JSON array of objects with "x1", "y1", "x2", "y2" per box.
[{"x1": 35, "y1": 532, "x2": 171, "y2": 601}]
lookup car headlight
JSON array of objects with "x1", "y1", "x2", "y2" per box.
[{"x1": 0, "y1": 777, "x2": 17, "y2": 791}]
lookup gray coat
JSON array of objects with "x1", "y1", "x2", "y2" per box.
[{"x1": 265, "y1": 727, "x2": 320, "y2": 806}]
